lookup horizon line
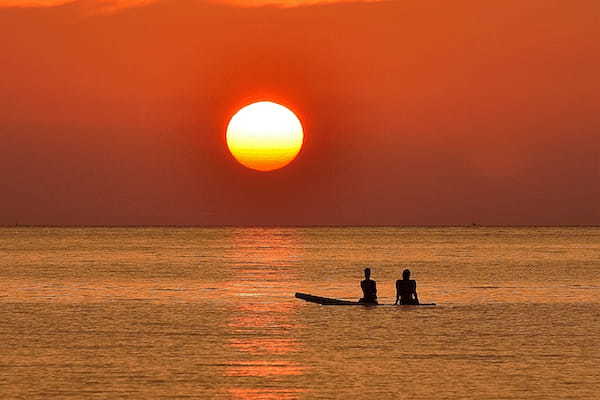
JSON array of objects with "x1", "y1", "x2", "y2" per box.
[{"x1": 2, "y1": 224, "x2": 599, "y2": 229}]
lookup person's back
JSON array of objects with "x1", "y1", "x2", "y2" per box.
[
  {"x1": 359, "y1": 267, "x2": 378, "y2": 304},
  {"x1": 395, "y1": 269, "x2": 419, "y2": 305}
]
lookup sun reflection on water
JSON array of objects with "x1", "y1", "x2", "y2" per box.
[
  {"x1": 228, "y1": 388, "x2": 307, "y2": 400},
  {"x1": 221, "y1": 228, "x2": 308, "y2": 398}
]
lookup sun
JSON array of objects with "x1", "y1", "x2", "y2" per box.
[{"x1": 226, "y1": 101, "x2": 304, "y2": 172}]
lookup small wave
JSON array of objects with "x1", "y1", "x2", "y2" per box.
[
  {"x1": 469, "y1": 286, "x2": 502, "y2": 289},
  {"x1": 570, "y1": 285, "x2": 600, "y2": 290}
]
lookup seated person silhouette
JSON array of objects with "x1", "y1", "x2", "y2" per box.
[
  {"x1": 395, "y1": 269, "x2": 419, "y2": 305},
  {"x1": 359, "y1": 267, "x2": 378, "y2": 304}
]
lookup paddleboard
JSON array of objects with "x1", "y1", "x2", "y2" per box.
[{"x1": 295, "y1": 292, "x2": 436, "y2": 306}]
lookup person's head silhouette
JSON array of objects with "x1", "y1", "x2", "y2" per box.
[
  {"x1": 364, "y1": 267, "x2": 371, "y2": 280},
  {"x1": 403, "y1": 269, "x2": 411, "y2": 280}
]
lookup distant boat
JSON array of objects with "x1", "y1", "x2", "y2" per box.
[{"x1": 295, "y1": 292, "x2": 436, "y2": 306}]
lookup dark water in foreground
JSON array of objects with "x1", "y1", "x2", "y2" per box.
[{"x1": 1, "y1": 227, "x2": 599, "y2": 399}]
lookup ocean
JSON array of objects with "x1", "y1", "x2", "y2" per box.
[{"x1": 1, "y1": 227, "x2": 599, "y2": 399}]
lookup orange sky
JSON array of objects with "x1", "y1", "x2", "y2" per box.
[{"x1": 1, "y1": 0, "x2": 599, "y2": 225}]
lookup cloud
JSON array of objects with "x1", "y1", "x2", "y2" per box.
[
  {"x1": 0, "y1": 0, "x2": 156, "y2": 11},
  {"x1": 0, "y1": 0, "x2": 382, "y2": 11},
  {"x1": 220, "y1": 0, "x2": 383, "y2": 7},
  {"x1": 0, "y1": 0, "x2": 73, "y2": 6}
]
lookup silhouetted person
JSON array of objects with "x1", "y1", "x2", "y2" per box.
[
  {"x1": 395, "y1": 269, "x2": 419, "y2": 305},
  {"x1": 359, "y1": 267, "x2": 378, "y2": 304}
]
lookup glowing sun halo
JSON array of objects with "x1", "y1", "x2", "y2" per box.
[{"x1": 226, "y1": 101, "x2": 304, "y2": 172}]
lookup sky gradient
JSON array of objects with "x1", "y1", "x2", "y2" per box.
[{"x1": 1, "y1": 0, "x2": 599, "y2": 225}]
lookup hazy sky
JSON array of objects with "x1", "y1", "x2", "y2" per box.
[{"x1": 1, "y1": 0, "x2": 599, "y2": 225}]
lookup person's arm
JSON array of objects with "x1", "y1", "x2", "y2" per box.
[
  {"x1": 394, "y1": 280, "x2": 400, "y2": 305},
  {"x1": 373, "y1": 281, "x2": 377, "y2": 298},
  {"x1": 413, "y1": 281, "x2": 419, "y2": 305}
]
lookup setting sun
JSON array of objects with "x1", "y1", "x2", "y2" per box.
[{"x1": 226, "y1": 101, "x2": 304, "y2": 172}]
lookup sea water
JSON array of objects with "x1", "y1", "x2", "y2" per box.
[{"x1": 1, "y1": 227, "x2": 599, "y2": 399}]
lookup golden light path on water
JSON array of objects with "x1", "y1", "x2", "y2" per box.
[{"x1": 222, "y1": 229, "x2": 307, "y2": 399}]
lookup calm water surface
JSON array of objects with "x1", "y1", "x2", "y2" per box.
[{"x1": 1, "y1": 227, "x2": 599, "y2": 399}]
